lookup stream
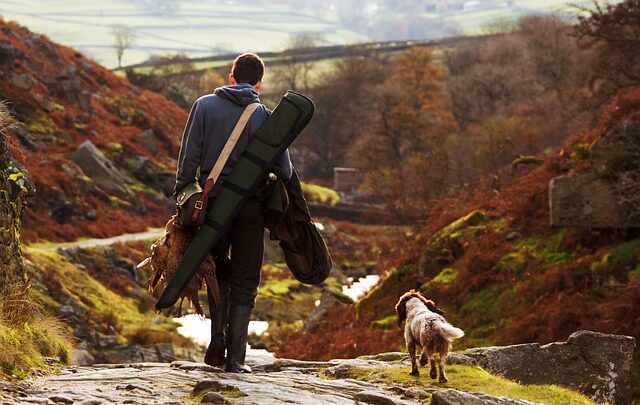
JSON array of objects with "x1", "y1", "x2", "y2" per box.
[
  {"x1": 174, "y1": 274, "x2": 381, "y2": 351},
  {"x1": 29, "y1": 225, "x2": 382, "y2": 354}
]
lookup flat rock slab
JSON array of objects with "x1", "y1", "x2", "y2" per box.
[
  {"x1": 190, "y1": 370, "x2": 411, "y2": 404},
  {"x1": 12, "y1": 359, "x2": 420, "y2": 405}
]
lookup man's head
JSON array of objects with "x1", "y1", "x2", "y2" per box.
[{"x1": 230, "y1": 53, "x2": 265, "y2": 91}]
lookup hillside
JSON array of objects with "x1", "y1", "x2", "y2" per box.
[
  {"x1": 0, "y1": 18, "x2": 186, "y2": 242},
  {"x1": 273, "y1": 91, "x2": 640, "y2": 397}
]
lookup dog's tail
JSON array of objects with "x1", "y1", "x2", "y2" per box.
[{"x1": 435, "y1": 321, "x2": 465, "y2": 341}]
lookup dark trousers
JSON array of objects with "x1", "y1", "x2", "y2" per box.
[{"x1": 211, "y1": 201, "x2": 265, "y2": 307}]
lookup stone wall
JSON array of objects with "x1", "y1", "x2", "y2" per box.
[{"x1": 333, "y1": 167, "x2": 363, "y2": 194}]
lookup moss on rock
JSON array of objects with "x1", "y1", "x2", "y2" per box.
[
  {"x1": 300, "y1": 182, "x2": 340, "y2": 206},
  {"x1": 356, "y1": 211, "x2": 486, "y2": 322},
  {"x1": 324, "y1": 364, "x2": 599, "y2": 405}
]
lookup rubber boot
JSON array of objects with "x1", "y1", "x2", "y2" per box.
[
  {"x1": 204, "y1": 280, "x2": 229, "y2": 367},
  {"x1": 225, "y1": 304, "x2": 253, "y2": 373}
]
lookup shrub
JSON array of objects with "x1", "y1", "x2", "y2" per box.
[{"x1": 300, "y1": 182, "x2": 340, "y2": 206}]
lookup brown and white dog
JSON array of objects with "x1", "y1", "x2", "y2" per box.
[{"x1": 395, "y1": 289, "x2": 464, "y2": 382}]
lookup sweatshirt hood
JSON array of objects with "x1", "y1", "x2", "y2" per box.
[{"x1": 214, "y1": 83, "x2": 260, "y2": 106}]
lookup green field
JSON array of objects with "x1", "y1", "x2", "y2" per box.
[{"x1": 0, "y1": 0, "x2": 615, "y2": 69}]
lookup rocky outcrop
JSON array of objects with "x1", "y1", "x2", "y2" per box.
[
  {"x1": 462, "y1": 330, "x2": 636, "y2": 405},
  {"x1": 99, "y1": 343, "x2": 176, "y2": 364},
  {"x1": 549, "y1": 173, "x2": 627, "y2": 227},
  {"x1": 5, "y1": 350, "x2": 601, "y2": 405},
  {"x1": 0, "y1": 117, "x2": 33, "y2": 283},
  {"x1": 71, "y1": 140, "x2": 132, "y2": 197},
  {"x1": 3, "y1": 337, "x2": 622, "y2": 405},
  {"x1": 50, "y1": 65, "x2": 93, "y2": 113},
  {"x1": 10, "y1": 73, "x2": 36, "y2": 90},
  {"x1": 11, "y1": 358, "x2": 418, "y2": 405},
  {"x1": 134, "y1": 129, "x2": 158, "y2": 154},
  {"x1": 549, "y1": 122, "x2": 640, "y2": 228}
]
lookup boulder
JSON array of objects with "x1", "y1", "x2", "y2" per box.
[
  {"x1": 71, "y1": 141, "x2": 132, "y2": 197},
  {"x1": 11, "y1": 73, "x2": 36, "y2": 90},
  {"x1": 48, "y1": 395, "x2": 74, "y2": 404},
  {"x1": 201, "y1": 392, "x2": 226, "y2": 404},
  {"x1": 71, "y1": 349, "x2": 95, "y2": 367},
  {"x1": 129, "y1": 343, "x2": 175, "y2": 363},
  {"x1": 134, "y1": 129, "x2": 158, "y2": 154},
  {"x1": 353, "y1": 390, "x2": 413, "y2": 405},
  {"x1": 0, "y1": 40, "x2": 19, "y2": 64},
  {"x1": 549, "y1": 122, "x2": 640, "y2": 228},
  {"x1": 431, "y1": 389, "x2": 540, "y2": 405},
  {"x1": 49, "y1": 66, "x2": 92, "y2": 113},
  {"x1": 549, "y1": 173, "x2": 635, "y2": 227},
  {"x1": 192, "y1": 380, "x2": 237, "y2": 396},
  {"x1": 462, "y1": 330, "x2": 636, "y2": 405},
  {"x1": 305, "y1": 288, "x2": 352, "y2": 332},
  {"x1": 128, "y1": 156, "x2": 174, "y2": 198}
]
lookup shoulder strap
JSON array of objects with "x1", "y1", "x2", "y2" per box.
[
  {"x1": 192, "y1": 103, "x2": 260, "y2": 224},
  {"x1": 205, "y1": 102, "x2": 260, "y2": 187}
]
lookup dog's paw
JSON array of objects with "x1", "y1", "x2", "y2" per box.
[
  {"x1": 429, "y1": 368, "x2": 437, "y2": 379},
  {"x1": 439, "y1": 376, "x2": 448, "y2": 384},
  {"x1": 409, "y1": 369, "x2": 420, "y2": 377}
]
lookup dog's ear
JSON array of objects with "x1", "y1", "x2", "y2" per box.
[
  {"x1": 395, "y1": 295, "x2": 408, "y2": 327},
  {"x1": 425, "y1": 300, "x2": 446, "y2": 316}
]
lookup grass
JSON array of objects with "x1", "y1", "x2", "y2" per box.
[
  {"x1": 432, "y1": 267, "x2": 458, "y2": 284},
  {"x1": 255, "y1": 262, "x2": 323, "y2": 324},
  {"x1": 458, "y1": 286, "x2": 504, "y2": 347},
  {"x1": 25, "y1": 114, "x2": 56, "y2": 135},
  {"x1": 513, "y1": 230, "x2": 573, "y2": 267},
  {"x1": 24, "y1": 247, "x2": 181, "y2": 346},
  {"x1": 326, "y1": 364, "x2": 601, "y2": 405},
  {"x1": 0, "y1": 284, "x2": 72, "y2": 379},
  {"x1": 591, "y1": 239, "x2": 639, "y2": 282}
]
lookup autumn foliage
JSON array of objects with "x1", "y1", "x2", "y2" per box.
[
  {"x1": 275, "y1": 90, "x2": 640, "y2": 360},
  {"x1": 0, "y1": 19, "x2": 187, "y2": 242}
]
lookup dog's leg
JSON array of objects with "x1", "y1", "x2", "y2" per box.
[
  {"x1": 438, "y1": 356, "x2": 448, "y2": 383},
  {"x1": 429, "y1": 356, "x2": 438, "y2": 379},
  {"x1": 408, "y1": 341, "x2": 419, "y2": 376},
  {"x1": 419, "y1": 349, "x2": 429, "y2": 367}
]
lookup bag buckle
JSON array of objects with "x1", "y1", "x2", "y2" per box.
[{"x1": 194, "y1": 200, "x2": 204, "y2": 210}]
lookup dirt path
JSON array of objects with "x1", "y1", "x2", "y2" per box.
[
  {"x1": 27, "y1": 228, "x2": 164, "y2": 251},
  {"x1": 1, "y1": 355, "x2": 538, "y2": 405},
  {"x1": 3, "y1": 356, "x2": 416, "y2": 405}
]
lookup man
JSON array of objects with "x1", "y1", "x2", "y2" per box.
[{"x1": 174, "y1": 53, "x2": 292, "y2": 373}]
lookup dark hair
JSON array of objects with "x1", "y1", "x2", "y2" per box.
[{"x1": 232, "y1": 53, "x2": 265, "y2": 85}]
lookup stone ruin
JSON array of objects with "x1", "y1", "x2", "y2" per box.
[
  {"x1": 333, "y1": 167, "x2": 363, "y2": 194},
  {"x1": 550, "y1": 122, "x2": 640, "y2": 228}
]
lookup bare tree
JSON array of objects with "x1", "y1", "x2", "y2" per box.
[
  {"x1": 274, "y1": 33, "x2": 321, "y2": 93},
  {"x1": 111, "y1": 25, "x2": 135, "y2": 69}
]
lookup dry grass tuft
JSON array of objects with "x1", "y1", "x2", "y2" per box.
[{"x1": 0, "y1": 283, "x2": 73, "y2": 379}]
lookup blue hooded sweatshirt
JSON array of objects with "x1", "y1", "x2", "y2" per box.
[{"x1": 174, "y1": 83, "x2": 293, "y2": 197}]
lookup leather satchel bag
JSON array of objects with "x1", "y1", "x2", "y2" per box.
[{"x1": 176, "y1": 103, "x2": 259, "y2": 227}]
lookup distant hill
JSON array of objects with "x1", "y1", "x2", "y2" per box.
[{"x1": 0, "y1": 0, "x2": 607, "y2": 68}]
